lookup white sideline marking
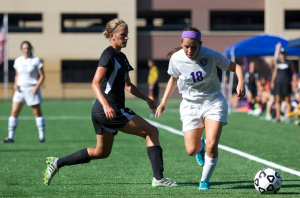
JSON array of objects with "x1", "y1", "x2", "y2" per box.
[
  {"x1": 1, "y1": 115, "x2": 299, "y2": 177},
  {"x1": 146, "y1": 119, "x2": 300, "y2": 177}
]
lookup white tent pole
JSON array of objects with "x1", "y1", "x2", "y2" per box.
[
  {"x1": 3, "y1": 13, "x2": 8, "y2": 100},
  {"x1": 228, "y1": 46, "x2": 235, "y2": 114}
]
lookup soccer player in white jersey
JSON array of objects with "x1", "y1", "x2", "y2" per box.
[
  {"x1": 1, "y1": 41, "x2": 45, "y2": 143},
  {"x1": 155, "y1": 27, "x2": 245, "y2": 190}
]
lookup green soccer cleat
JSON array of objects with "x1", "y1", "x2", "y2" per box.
[
  {"x1": 198, "y1": 179, "x2": 210, "y2": 190},
  {"x1": 152, "y1": 177, "x2": 180, "y2": 187},
  {"x1": 44, "y1": 157, "x2": 59, "y2": 185},
  {"x1": 196, "y1": 137, "x2": 205, "y2": 167}
]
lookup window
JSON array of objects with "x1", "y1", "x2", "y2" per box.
[
  {"x1": 285, "y1": 11, "x2": 300, "y2": 29},
  {"x1": 137, "y1": 11, "x2": 190, "y2": 31},
  {"x1": 61, "y1": 60, "x2": 98, "y2": 83},
  {"x1": 61, "y1": 14, "x2": 117, "y2": 33},
  {"x1": 0, "y1": 13, "x2": 43, "y2": 33},
  {"x1": 210, "y1": 11, "x2": 264, "y2": 31},
  {"x1": 0, "y1": 60, "x2": 16, "y2": 83}
]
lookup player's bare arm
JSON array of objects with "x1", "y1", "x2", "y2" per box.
[
  {"x1": 155, "y1": 76, "x2": 178, "y2": 119},
  {"x1": 124, "y1": 75, "x2": 157, "y2": 109},
  {"x1": 227, "y1": 61, "x2": 245, "y2": 100},
  {"x1": 92, "y1": 66, "x2": 116, "y2": 120}
]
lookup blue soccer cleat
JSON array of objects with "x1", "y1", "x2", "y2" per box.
[
  {"x1": 196, "y1": 137, "x2": 205, "y2": 167},
  {"x1": 198, "y1": 179, "x2": 210, "y2": 190}
]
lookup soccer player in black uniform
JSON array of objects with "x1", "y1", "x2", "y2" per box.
[
  {"x1": 245, "y1": 61, "x2": 259, "y2": 115},
  {"x1": 43, "y1": 19, "x2": 179, "y2": 187},
  {"x1": 271, "y1": 42, "x2": 298, "y2": 123}
]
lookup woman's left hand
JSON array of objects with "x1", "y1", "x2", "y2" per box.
[
  {"x1": 32, "y1": 87, "x2": 38, "y2": 95},
  {"x1": 147, "y1": 98, "x2": 158, "y2": 110},
  {"x1": 236, "y1": 82, "x2": 245, "y2": 100}
]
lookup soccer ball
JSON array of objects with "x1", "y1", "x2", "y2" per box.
[{"x1": 254, "y1": 168, "x2": 282, "y2": 194}]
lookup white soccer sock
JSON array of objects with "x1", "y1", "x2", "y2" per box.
[
  {"x1": 201, "y1": 153, "x2": 219, "y2": 182},
  {"x1": 36, "y1": 116, "x2": 45, "y2": 140},
  {"x1": 8, "y1": 116, "x2": 18, "y2": 140}
]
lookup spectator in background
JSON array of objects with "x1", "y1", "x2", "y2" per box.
[
  {"x1": 147, "y1": 59, "x2": 160, "y2": 117},
  {"x1": 271, "y1": 43, "x2": 298, "y2": 123},
  {"x1": 253, "y1": 76, "x2": 270, "y2": 116},
  {"x1": 265, "y1": 60, "x2": 276, "y2": 120},
  {"x1": 245, "y1": 61, "x2": 259, "y2": 115},
  {"x1": 1, "y1": 41, "x2": 46, "y2": 143}
]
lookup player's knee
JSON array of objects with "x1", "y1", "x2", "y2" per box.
[
  {"x1": 186, "y1": 147, "x2": 198, "y2": 156},
  {"x1": 147, "y1": 126, "x2": 159, "y2": 138},
  {"x1": 206, "y1": 141, "x2": 217, "y2": 153},
  {"x1": 93, "y1": 150, "x2": 111, "y2": 159}
]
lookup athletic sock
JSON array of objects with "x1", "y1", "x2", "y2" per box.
[
  {"x1": 57, "y1": 148, "x2": 91, "y2": 168},
  {"x1": 35, "y1": 116, "x2": 45, "y2": 140},
  {"x1": 147, "y1": 146, "x2": 164, "y2": 180},
  {"x1": 249, "y1": 102, "x2": 255, "y2": 110},
  {"x1": 262, "y1": 103, "x2": 267, "y2": 112},
  {"x1": 8, "y1": 116, "x2": 18, "y2": 140},
  {"x1": 201, "y1": 153, "x2": 219, "y2": 182}
]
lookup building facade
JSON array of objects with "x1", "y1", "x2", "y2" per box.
[{"x1": 0, "y1": 0, "x2": 299, "y2": 99}]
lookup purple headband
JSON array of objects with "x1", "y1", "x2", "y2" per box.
[{"x1": 181, "y1": 31, "x2": 201, "y2": 41}]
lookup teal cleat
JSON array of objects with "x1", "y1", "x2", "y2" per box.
[
  {"x1": 196, "y1": 137, "x2": 205, "y2": 167},
  {"x1": 44, "y1": 157, "x2": 59, "y2": 185},
  {"x1": 198, "y1": 179, "x2": 210, "y2": 190}
]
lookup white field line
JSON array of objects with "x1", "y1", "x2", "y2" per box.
[
  {"x1": 1, "y1": 115, "x2": 299, "y2": 177},
  {"x1": 145, "y1": 119, "x2": 300, "y2": 177}
]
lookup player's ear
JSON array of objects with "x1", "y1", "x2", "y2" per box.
[
  {"x1": 109, "y1": 33, "x2": 115, "y2": 41},
  {"x1": 199, "y1": 41, "x2": 202, "y2": 46}
]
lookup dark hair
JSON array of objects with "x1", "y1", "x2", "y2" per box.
[
  {"x1": 166, "y1": 27, "x2": 201, "y2": 59},
  {"x1": 20, "y1": 41, "x2": 33, "y2": 56}
]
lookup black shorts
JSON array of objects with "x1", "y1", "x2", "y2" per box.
[
  {"x1": 92, "y1": 108, "x2": 136, "y2": 135},
  {"x1": 274, "y1": 83, "x2": 292, "y2": 96},
  {"x1": 152, "y1": 83, "x2": 159, "y2": 98}
]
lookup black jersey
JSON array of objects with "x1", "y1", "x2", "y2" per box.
[
  {"x1": 245, "y1": 72, "x2": 259, "y2": 90},
  {"x1": 275, "y1": 60, "x2": 292, "y2": 84},
  {"x1": 92, "y1": 46, "x2": 134, "y2": 112}
]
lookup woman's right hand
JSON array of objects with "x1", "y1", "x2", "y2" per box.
[
  {"x1": 14, "y1": 84, "x2": 19, "y2": 91},
  {"x1": 103, "y1": 105, "x2": 116, "y2": 120},
  {"x1": 270, "y1": 82, "x2": 274, "y2": 90},
  {"x1": 155, "y1": 103, "x2": 166, "y2": 119}
]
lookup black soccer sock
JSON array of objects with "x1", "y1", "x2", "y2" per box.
[
  {"x1": 262, "y1": 103, "x2": 266, "y2": 112},
  {"x1": 57, "y1": 148, "x2": 91, "y2": 168},
  {"x1": 147, "y1": 146, "x2": 164, "y2": 180},
  {"x1": 249, "y1": 102, "x2": 255, "y2": 110}
]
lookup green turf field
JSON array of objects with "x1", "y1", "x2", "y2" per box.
[{"x1": 0, "y1": 99, "x2": 299, "y2": 197}]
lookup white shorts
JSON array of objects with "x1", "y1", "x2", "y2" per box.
[
  {"x1": 180, "y1": 92, "x2": 228, "y2": 132},
  {"x1": 12, "y1": 86, "x2": 43, "y2": 106}
]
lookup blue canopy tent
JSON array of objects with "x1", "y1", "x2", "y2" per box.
[
  {"x1": 287, "y1": 38, "x2": 300, "y2": 55},
  {"x1": 225, "y1": 34, "x2": 289, "y2": 57},
  {"x1": 223, "y1": 34, "x2": 300, "y2": 112}
]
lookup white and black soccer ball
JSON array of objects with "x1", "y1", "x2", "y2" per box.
[{"x1": 254, "y1": 168, "x2": 282, "y2": 194}]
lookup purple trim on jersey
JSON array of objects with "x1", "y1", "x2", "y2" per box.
[{"x1": 181, "y1": 31, "x2": 201, "y2": 41}]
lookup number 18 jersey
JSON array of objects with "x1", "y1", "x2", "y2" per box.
[{"x1": 168, "y1": 46, "x2": 230, "y2": 101}]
